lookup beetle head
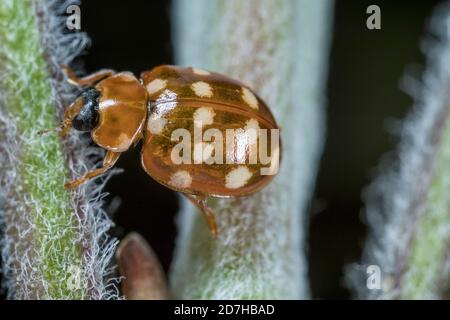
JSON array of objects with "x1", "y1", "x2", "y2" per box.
[{"x1": 72, "y1": 87, "x2": 100, "y2": 132}]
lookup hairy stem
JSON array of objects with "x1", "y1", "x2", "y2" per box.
[
  {"x1": 348, "y1": 2, "x2": 450, "y2": 300},
  {"x1": 170, "y1": 0, "x2": 334, "y2": 299},
  {"x1": 0, "y1": 0, "x2": 118, "y2": 299}
]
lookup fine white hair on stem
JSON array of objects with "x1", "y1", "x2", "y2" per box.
[
  {"x1": 0, "y1": 0, "x2": 119, "y2": 299},
  {"x1": 39, "y1": 0, "x2": 121, "y2": 300},
  {"x1": 170, "y1": 0, "x2": 334, "y2": 299},
  {"x1": 347, "y1": 2, "x2": 450, "y2": 299}
]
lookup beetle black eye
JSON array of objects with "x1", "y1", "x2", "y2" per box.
[{"x1": 72, "y1": 87, "x2": 100, "y2": 132}]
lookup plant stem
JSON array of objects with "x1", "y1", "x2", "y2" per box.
[
  {"x1": 0, "y1": 0, "x2": 117, "y2": 299},
  {"x1": 170, "y1": 0, "x2": 334, "y2": 299},
  {"x1": 348, "y1": 2, "x2": 450, "y2": 299}
]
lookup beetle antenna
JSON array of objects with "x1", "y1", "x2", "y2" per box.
[
  {"x1": 37, "y1": 126, "x2": 58, "y2": 135},
  {"x1": 37, "y1": 121, "x2": 68, "y2": 136}
]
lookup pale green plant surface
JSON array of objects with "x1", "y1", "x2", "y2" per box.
[
  {"x1": 348, "y1": 2, "x2": 450, "y2": 300},
  {"x1": 170, "y1": 0, "x2": 334, "y2": 299},
  {"x1": 402, "y1": 102, "x2": 450, "y2": 299},
  {"x1": 0, "y1": 0, "x2": 118, "y2": 299}
]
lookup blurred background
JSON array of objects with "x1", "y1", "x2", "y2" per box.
[{"x1": 0, "y1": 0, "x2": 445, "y2": 299}]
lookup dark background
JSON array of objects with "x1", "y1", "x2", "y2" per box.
[{"x1": 0, "y1": 0, "x2": 445, "y2": 299}]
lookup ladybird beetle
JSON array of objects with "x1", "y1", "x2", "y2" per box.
[{"x1": 49, "y1": 65, "x2": 281, "y2": 238}]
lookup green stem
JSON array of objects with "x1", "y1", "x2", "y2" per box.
[
  {"x1": 402, "y1": 104, "x2": 450, "y2": 299},
  {"x1": 0, "y1": 0, "x2": 117, "y2": 299},
  {"x1": 348, "y1": 2, "x2": 450, "y2": 300},
  {"x1": 170, "y1": 0, "x2": 334, "y2": 299}
]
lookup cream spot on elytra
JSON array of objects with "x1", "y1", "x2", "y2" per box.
[
  {"x1": 245, "y1": 118, "x2": 260, "y2": 131},
  {"x1": 146, "y1": 79, "x2": 167, "y2": 95},
  {"x1": 192, "y1": 67, "x2": 211, "y2": 76},
  {"x1": 241, "y1": 87, "x2": 259, "y2": 109},
  {"x1": 193, "y1": 107, "x2": 215, "y2": 126},
  {"x1": 191, "y1": 81, "x2": 213, "y2": 98},
  {"x1": 169, "y1": 170, "x2": 192, "y2": 189},
  {"x1": 225, "y1": 166, "x2": 253, "y2": 189},
  {"x1": 115, "y1": 133, "x2": 131, "y2": 150},
  {"x1": 147, "y1": 114, "x2": 167, "y2": 134}
]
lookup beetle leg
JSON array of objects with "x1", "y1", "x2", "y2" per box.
[
  {"x1": 183, "y1": 194, "x2": 218, "y2": 239},
  {"x1": 62, "y1": 64, "x2": 115, "y2": 87},
  {"x1": 64, "y1": 151, "x2": 121, "y2": 189},
  {"x1": 38, "y1": 97, "x2": 84, "y2": 137}
]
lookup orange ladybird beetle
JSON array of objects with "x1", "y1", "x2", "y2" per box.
[{"x1": 50, "y1": 65, "x2": 281, "y2": 238}]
